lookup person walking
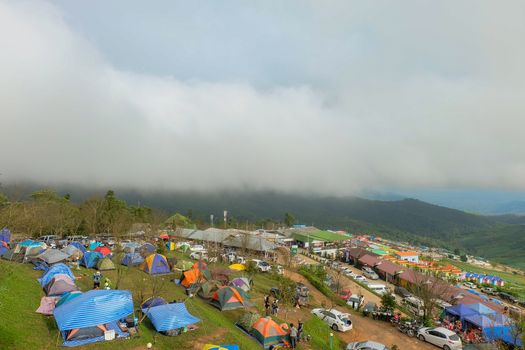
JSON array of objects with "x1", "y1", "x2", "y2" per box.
[
  {"x1": 289, "y1": 323, "x2": 298, "y2": 349},
  {"x1": 93, "y1": 271, "x2": 102, "y2": 289}
]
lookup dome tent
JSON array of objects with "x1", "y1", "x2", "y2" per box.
[{"x1": 140, "y1": 254, "x2": 170, "y2": 275}]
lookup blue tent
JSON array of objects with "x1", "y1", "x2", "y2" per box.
[
  {"x1": 484, "y1": 325, "x2": 522, "y2": 347},
  {"x1": 19, "y1": 239, "x2": 34, "y2": 247},
  {"x1": 70, "y1": 242, "x2": 86, "y2": 253},
  {"x1": 89, "y1": 242, "x2": 102, "y2": 250},
  {"x1": 146, "y1": 303, "x2": 200, "y2": 332},
  {"x1": 56, "y1": 291, "x2": 83, "y2": 308},
  {"x1": 467, "y1": 303, "x2": 497, "y2": 316},
  {"x1": 122, "y1": 242, "x2": 141, "y2": 252},
  {"x1": 446, "y1": 304, "x2": 478, "y2": 319},
  {"x1": 141, "y1": 297, "x2": 167, "y2": 313},
  {"x1": 121, "y1": 252, "x2": 144, "y2": 266},
  {"x1": 0, "y1": 228, "x2": 11, "y2": 243},
  {"x1": 81, "y1": 252, "x2": 102, "y2": 268},
  {"x1": 0, "y1": 243, "x2": 8, "y2": 256},
  {"x1": 38, "y1": 263, "x2": 75, "y2": 286},
  {"x1": 140, "y1": 243, "x2": 156, "y2": 254},
  {"x1": 54, "y1": 290, "x2": 134, "y2": 346}
]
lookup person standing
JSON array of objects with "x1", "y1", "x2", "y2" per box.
[
  {"x1": 297, "y1": 320, "x2": 303, "y2": 342},
  {"x1": 93, "y1": 271, "x2": 102, "y2": 289},
  {"x1": 264, "y1": 295, "x2": 271, "y2": 316},
  {"x1": 271, "y1": 299, "x2": 279, "y2": 315},
  {"x1": 289, "y1": 323, "x2": 298, "y2": 349}
]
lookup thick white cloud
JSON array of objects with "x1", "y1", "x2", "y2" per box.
[{"x1": 1, "y1": 0, "x2": 525, "y2": 194}]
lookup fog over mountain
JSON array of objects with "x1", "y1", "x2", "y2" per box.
[{"x1": 2, "y1": 1, "x2": 525, "y2": 195}]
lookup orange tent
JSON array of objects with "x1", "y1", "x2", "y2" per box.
[
  {"x1": 251, "y1": 317, "x2": 289, "y2": 348},
  {"x1": 181, "y1": 269, "x2": 201, "y2": 288}
]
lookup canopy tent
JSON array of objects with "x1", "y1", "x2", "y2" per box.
[
  {"x1": 37, "y1": 249, "x2": 69, "y2": 265},
  {"x1": 229, "y1": 264, "x2": 246, "y2": 271},
  {"x1": 203, "y1": 345, "x2": 240, "y2": 350},
  {"x1": 44, "y1": 274, "x2": 79, "y2": 296},
  {"x1": 140, "y1": 254, "x2": 171, "y2": 275},
  {"x1": 36, "y1": 296, "x2": 59, "y2": 315},
  {"x1": 229, "y1": 277, "x2": 251, "y2": 292},
  {"x1": 81, "y1": 252, "x2": 102, "y2": 268},
  {"x1": 146, "y1": 303, "x2": 200, "y2": 332},
  {"x1": 466, "y1": 303, "x2": 497, "y2": 316},
  {"x1": 54, "y1": 290, "x2": 134, "y2": 347},
  {"x1": 39, "y1": 263, "x2": 75, "y2": 287},
  {"x1": 121, "y1": 252, "x2": 144, "y2": 266},
  {"x1": 56, "y1": 291, "x2": 83, "y2": 308},
  {"x1": 69, "y1": 242, "x2": 86, "y2": 253},
  {"x1": 97, "y1": 257, "x2": 116, "y2": 271},
  {"x1": 0, "y1": 227, "x2": 11, "y2": 243},
  {"x1": 251, "y1": 316, "x2": 289, "y2": 348},
  {"x1": 94, "y1": 245, "x2": 111, "y2": 257},
  {"x1": 210, "y1": 286, "x2": 251, "y2": 311},
  {"x1": 141, "y1": 297, "x2": 167, "y2": 313},
  {"x1": 445, "y1": 304, "x2": 478, "y2": 319},
  {"x1": 88, "y1": 241, "x2": 102, "y2": 250}
]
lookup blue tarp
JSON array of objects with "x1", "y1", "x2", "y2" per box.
[
  {"x1": 70, "y1": 242, "x2": 86, "y2": 253},
  {"x1": 81, "y1": 252, "x2": 102, "y2": 268},
  {"x1": 141, "y1": 243, "x2": 156, "y2": 253},
  {"x1": 33, "y1": 261, "x2": 50, "y2": 271},
  {"x1": 146, "y1": 303, "x2": 200, "y2": 332},
  {"x1": 141, "y1": 297, "x2": 166, "y2": 313},
  {"x1": 121, "y1": 252, "x2": 144, "y2": 266},
  {"x1": 466, "y1": 303, "x2": 497, "y2": 316},
  {"x1": 38, "y1": 263, "x2": 75, "y2": 286},
  {"x1": 446, "y1": 304, "x2": 478, "y2": 319},
  {"x1": 0, "y1": 228, "x2": 11, "y2": 243},
  {"x1": 54, "y1": 290, "x2": 134, "y2": 331},
  {"x1": 484, "y1": 325, "x2": 522, "y2": 347},
  {"x1": 61, "y1": 320, "x2": 129, "y2": 347}
]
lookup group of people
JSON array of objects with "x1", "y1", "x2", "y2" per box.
[
  {"x1": 264, "y1": 294, "x2": 279, "y2": 316},
  {"x1": 288, "y1": 321, "x2": 304, "y2": 349},
  {"x1": 92, "y1": 271, "x2": 112, "y2": 290}
]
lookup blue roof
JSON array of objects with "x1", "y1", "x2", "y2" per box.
[
  {"x1": 467, "y1": 303, "x2": 497, "y2": 316},
  {"x1": 54, "y1": 290, "x2": 133, "y2": 331},
  {"x1": 38, "y1": 263, "x2": 75, "y2": 286},
  {"x1": 445, "y1": 304, "x2": 478, "y2": 318},
  {"x1": 147, "y1": 303, "x2": 200, "y2": 332}
]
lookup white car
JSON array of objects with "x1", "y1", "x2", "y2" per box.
[
  {"x1": 463, "y1": 282, "x2": 477, "y2": 289},
  {"x1": 251, "y1": 259, "x2": 271, "y2": 272},
  {"x1": 347, "y1": 341, "x2": 390, "y2": 350},
  {"x1": 353, "y1": 275, "x2": 367, "y2": 283},
  {"x1": 190, "y1": 245, "x2": 206, "y2": 252},
  {"x1": 343, "y1": 270, "x2": 357, "y2": 278},
  {"x1": 189, "y1": 251, "x2": 208, "y2": 260},
  {"x1": 311, "y1": 308, "x2": 353, "y2": 332},
  {"x1": 417, "y1": 327, "x2": 462, "y2": 350}
]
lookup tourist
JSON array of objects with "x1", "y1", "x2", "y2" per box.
[
  {"x1": 93, "y1": 271, "x2": 102, "y2": 289},
  {"x1": 289, "y1": 323, "x2": 298, "y2": 349}
]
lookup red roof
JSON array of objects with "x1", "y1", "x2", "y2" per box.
[
  {"x1": 377, "y1": 260, "x2": 404, "y2": 275},
  {"x1": 359, "y1": 254, "x2": 381, "y2": 267}
]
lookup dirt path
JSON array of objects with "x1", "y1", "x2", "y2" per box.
[{"x1": 284, "y1": 270, "x2": 436, "y2": 350}]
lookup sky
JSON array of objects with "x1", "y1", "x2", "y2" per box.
[{"x1": 1, "y1": 0, "x2": 525, "y2": 195}]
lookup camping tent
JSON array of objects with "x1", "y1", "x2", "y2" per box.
[
  {"x1": 141, "y1": 297, "x2": 167, "y2": 313},
  {"x1": 159, "y1": 232, "x2": 169, "y2": 240},
  {"x1": 180, "y1": 269, "x2": 202, "y2": 289},
  {"x1": 39, "y1": 263, "x2": 75, "y2": 287},
  {"x1": 0, "y1": 241, "x2": 8, "y2": 256},
  {"x1": 97, "y1": 257, "x2": 116, "y2": 271},
  {"x1": 229, "y1": 264, "x2": 246, "y2": 271},
  {"x1": 122, "y1": 241, "x2": 141, "y2": 253},
  {"x1": 198, "y1": 280, "x2": 223, "y2": 299},
  {"x1": 0, "y1": 228, "x2": 11, "y2": 243},
  {"x1": 88, "y1": 241, "x2": 103, "y2": 250},
  {"x1": 166, "y1": 241, "x2": 175, "y2": 251},
  {"x1": 56, "y1": 291, "x2": 82, "y2": 308},
  {"x1": 210, "y1": 286, "x2": 251, "y2": 311},
  {"x1": 44, "y1": 274, "x2": 79, "y2": 296},
  {"x1": 229, "y1": 277, "x2": 251, "y2": 292},
  {"x1": 121, "y1": 252, "x2": 144, "y2": 266},
  {"x1": 176, "y1": 260, "x2": 193, "y2": 271},
  {"x1": 53, "y1": 290, "x2": 134, "y2": 347},
  {"x1": 61, "y1": 245, "x2": 83, "y2": 260},
  {"x1": 36, "y1": 296, "x2": 59, "y2": 315},
  {"x1": 139, "y1": 243, "x2": 156, "y2": 257},
  {"x1": 140, "y1": 254, "x2": 170, "y2": 275},
  {"x1": 203, "y1": 345, "x2": 240, "y2": 350},
  {"x1": 94, "y1": 245, "x2": 111, "y2": 257},
  {"x1": 2, "y1": 248, "x2": 25, "y2": 262},
  {"x1": 25, "y1": 242, "x2": 47, "y2": 258},
  {"x1": 146, "y1": 303, "x2": 200, "y2": 332},
  {"x1": 37, "y1": 249, "x2": 69, "y2": 264},
  {"x1": 70, "y1": 242, "x2": 86, "y2": 253},
  {"x1": 251, "y1": 316, "x2": 289, "y2": 348},
  {"x1": 81, "y1": 252, "x2": 103, "y2": 268}
]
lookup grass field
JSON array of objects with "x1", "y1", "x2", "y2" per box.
[{"x1": 0, "y1": 252, "x2": 344, "y2": 350}]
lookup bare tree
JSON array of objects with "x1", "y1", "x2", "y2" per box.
[{"x1": 407, "y1": 271, "x2": 452, "y2": 323}]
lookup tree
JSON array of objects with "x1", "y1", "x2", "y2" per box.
[
  {"x1": 453, "y1": 248, "x2": 460, "y2": 256},
  {"x1": 408, "y1": 271, "x2": 452, "y2": 324},
  {"x1": 460, "y1": 254, "x2": 468, "y2": 262},
  {"x1": 381, "y1": 293, "x2": 397, "y2": 312},
  {"x1": 284, "y1": 212, "x2": 296, "y2": 227}
]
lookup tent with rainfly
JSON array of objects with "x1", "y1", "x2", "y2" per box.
[
  {"x1": 70, "y1": 241, "x2": 86, "y2": 253},
  {"x1": 0, "y1": 240, "x2": 9, "y2": 256},
  {"x1": 37, "y1": 249, "x2": 69, "y2": 265},
  {"x1": 198, "y1": 280, "x2": 223, "y2": 299},
  {"x1": 146, "y1": 303, "x2": 200, "y2": 333},
  {"x1": 53, "y1": 290, "x2": 134, "y2": 347},
  {"x1": 210, "y1": 286, "x2": 251, "y2": 311},
  {"x1": 251, "y1": 316, "x2": 290, "y2": 349},
  {"x1": 44, "y1": 274, "x2": 79, "y2": 296},
  {"x1": 89, "y1": 241, "x2": 103, "y2": 251},
  {"x1": 94, "y1": 245, "x2": 111, "y2": 257},
  {"x1": 81, "y1": 252, "x2": 103, "y2": 268},
  {"x1": 97, "y1": 257, "x2": 116, "y2": 271},
  {"x1": 229, "y1": 277, "x2": 251, "y2": 292},
  {"x1": 139, "y1": 243, "x2": 156, "y2": 257},
  {"x1": 121, "y1": 252, "x2": 144, "y2": 266},
  {"x1": 0, "y1": 227, "x2": 11, "y2": 243},
  {"x1": 38, "y1": 263, "x2": 75, "y2": 287},
  {"x1": 140, "y1": 254, "x2": 170, "y2": 275}
]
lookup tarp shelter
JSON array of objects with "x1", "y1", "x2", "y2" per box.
[
  {"x1": 18, "y1": 239, "x2": 35, "y2": 247},
  {"x1": 97, "y1": 257, "x2": 116, "y2": 271},
  {"x1": 141, "y1": 297, "x2": 167, "y2": 313},
  {"x1": 81, "y1": 252, "x2": 103, "y2": 268},
  {"x1": 484, "y1": 324, "x2": 522, "y2": 347},
  {"x1": 229, "y1": 264, "x2": 246, "y2": 271},
  {"x1": 0, "y1": 227, "x2": 11, "y2": 243},
  {"x1": 44, "y1": 274, "x2": 79, "y2": 296},
  {"x1": 70, "y1": 242, "x2": 86, "y2": 253},
  {"x1": 54, "y1": 290, "x2": 134, "y2": 347},
  {"x1": 198, "y1": 280, "x2": 223, "y2": 299},
  {"x1": 251, "y1": 316, "x2": 289, "y2": 348},
  {"x1": 62, "y1": 245, "x2": 83, "y2": 259},
  {"x1": 94, "y1": 245, "x2": 111, "y2": 257},
  {"x1": 203, "y1": 345, "x2": 240, "y2": 350},
  {"x1": 146, "y1": 303, "x2": 200, "y2": 332},
  {"x1": 36, "y1": 296, "x2": 59, "y2": 315},
  {"x1": 140, "y1": 254, "x2": 170, "y2": 275},
  {"x1": 56, "y1": 291, "x2": 82, "y2": 308},
  {"x1": 180, "y1": 269, "x2": 202, "y2": 289},
  {"x1": 230, "y1": 277, "x2": 251, "y2": 292},
  {"x1": 39, "y1": 263, "x2": 75, "y2": 287},
  {"x1": 38, "y1": 249, "x2": 69, "y2": 265},
  {"x1": 89, "y1": 242, "x2": 102, "y2": 250},
  {"x1": 210, "y1": 286, "x2": 251, "y2": 311},
  {"x1": 121, "y1": 252, "x2": 144, "y2": 266},
  {"x1": 445, "y1": 304, "x2": 478, "y2": 320}
]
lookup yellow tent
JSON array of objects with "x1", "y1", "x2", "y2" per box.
[
  {"x1": 203, "y1": 344, "x2": 239, "y2": 350},
  {"x1": 228, "y1": 263, "x2": 246, "y2": 271}
]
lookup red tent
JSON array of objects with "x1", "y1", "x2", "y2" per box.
[
  {"x1": 159, "y1": 232, "x2": 169, "y2": 240},
  {"x1": 94, "y1": 246, "x2": 111, "y2": 257}
]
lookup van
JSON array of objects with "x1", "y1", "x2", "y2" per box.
[
  {"x1": 368, "y1": 284, "x2": 389, "y2": 295},
  {"x1": 403, "y1": 296, "x2": 424, "y2": 317}
]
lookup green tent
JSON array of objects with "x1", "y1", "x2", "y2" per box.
[
  {"x1": 96, "y1": 257, "x2": 116, "y2": 271},
  {"x1": 198, "y1": 280, "x2": 223, "y2": 299},
  {"x1": 176, "y1": 260, "x2": 193, "y2": 270}
]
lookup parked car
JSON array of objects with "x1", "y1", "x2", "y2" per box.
[
  {"x1": 343, "y1": 269, "x2": 357, "y2": 278},
  {"x1": 367, "y1": 283, "x2": 389, "y2": 296},
  {"x1": 353, "y1": 275, "x2": 367, "y2": 283},
  {"x1": 236, "y1": 256, "x2": 246, "y2": 264},
  {"x1": 347, "y1": 294, "x2": 365, "y2": 310},
  {"x1": 394, "y1": 286, "x2": 412, "y2": 298},
  {"x1": 346, "y1": 341, "x2": 390, "y2": 350},
  {"x1": 363, "y1": 270, "x2": 380, "y2": 280},
  {"x1": 59, "y1": 235, "x2": 88, "y2": 247},
  {"x1": 417, "y1": 327, "x2": 463, "y2": 350},
  {"x1": 339, "y1": 289, "x2": 353, "y2": 301},
  {"x1": 36, "y1": 235, "x2": 60, "y2": 248},
  {"x1": 221, "y1": 252, "x2": 236, "y2": 263},
  {"x1": 402, "y1": 296, "x2": 424, "y2": 317},
  {"x1": 463, "y1": 282, "x2": 477, "y2": 289},
  {"x1": 499, "y1": 292, "x2": 517, "y2": 304},
  {"x1": 362, "y1": 301, "x2": 377, "y2": 317},
  {"x1": 190, "y1": 251, "x2": 208, "y2": 260},
  {"x1": 251, "y1": 259, "x2": 271, "y2": 272},
  {"x1": 480, "y1": 287, "x2": 496, "y2": 295},
  {"x1": 311, "y1": 308, "x2": 353, "y2": 332},
  {"x1": 190, "y1": 244, "x2": 206, "y2": 252}
]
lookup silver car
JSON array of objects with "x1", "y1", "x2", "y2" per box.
[
  {"x1": 347, "y1": 341, "x2": 390, "y2": 350},
  {"x1": 417, "y1": 327, "x2": 462, "y2": 350}
]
